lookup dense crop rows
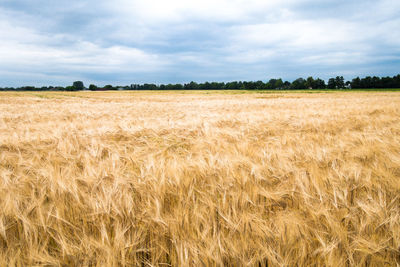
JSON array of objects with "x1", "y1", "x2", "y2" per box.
[{"x1": 0, "y1": 91, "x2": 399, "y2": 266}]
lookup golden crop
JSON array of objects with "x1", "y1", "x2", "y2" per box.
[{"x1": 0, "y1": 91, "x2": 399, "y2": 266}]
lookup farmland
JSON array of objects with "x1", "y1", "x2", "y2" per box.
[{"x1": 0, "y1": 91, "x2": 399, "y2": 266}]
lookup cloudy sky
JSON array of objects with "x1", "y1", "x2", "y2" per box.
[{"x1": 0, "y1": 0, "x2": 399, "y2": 86}]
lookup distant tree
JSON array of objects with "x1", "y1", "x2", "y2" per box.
[
  {"x1": 73, "y1": 81, "x2": 84, "y2": 90},
  {"x1": 265, "y1": 79, "x2": 275, "y2": 89},
  {"x1": 351, "y1": 77, "x2": 361, "y2": 88},
  {"x1": 184, "y1": 81, "x2": 199, "y2": 90},
  {"x1": 225, "y1": 81, "x2": 240, "y2": 90},
  {"x1": 89, "y1": 84, "x2": 98, "y2": 91},
  {"x1": 372, "y1": 76, "x2": 381, "y2": 88},
  {"x1": 290, "y1": 78, "x2": 306, "y2": 89},
  {"x1": 199, "y1": 82, "x2": 211, "y2": 90},
  {"x1": 22, "y1": 86, "x2": 36, "y2": 91},
  {"x1": 130, "y1": 84, "x2": 140, "y2": 90},
  {"x1": 327, "y1": 78, "x2": 336, "y2": 89},
  {"x1": 242, "y1": 81, "x2": 257, "y2": 90},
  {"x1": 266, "y1": 79, "x2": 283, "y2": 89},
  {"x1": 314, "y1": 78, "x2": 326, "y2": 89},
  {"x1": 394, "y1": 74, "x2": 400, "y2": 88},
  {"x1": 363, "y1": 76, "x2": 373, "y2": 88},
  {"x1": 65, "y1": 86, "x2": 76, "y2": 91},
  {"x1": 3, "y1": 74, "x2": 398, "y2": 92},
  {"x1": 171, "y1": 84, "x2": 183, "y2": 90},
  {"x1": 305, "y1": 77, "x2": 315, "y2": 89},
  {"x1": 255, "y1": 80, "x2": 264, "y2": 90},
  {"x1": 274, "y1": 79, "x2": 284, "y2": 89},
  {"x1": 217, "y1": 82, "x2": 226, "y2": 90},
  {"x1": 380, "y1": 77, "x2": 393, "y2": 88},
  {"x1": 142, "y1": 84, "x2": 158, "y2": 90},
  {"x1": 282, "y1": 81, "x2": 291, "y2": 89},
  {"x1": 209, "y1": 82, "x2": 219, "y2": 90},
  {"x1": 335, "y1": 76, "x2": 345, "y2": 89},
  {"x1": 165, "y1": 84, "x2": 173, "y2": 90}
]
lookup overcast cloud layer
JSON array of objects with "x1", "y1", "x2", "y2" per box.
[{"x1": 0, "y1": 0, "x2": 399, "y2": 86}]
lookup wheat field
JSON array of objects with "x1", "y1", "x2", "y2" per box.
[{"x1": 0, "y1": 91, "x2": 399, "y2": 266}]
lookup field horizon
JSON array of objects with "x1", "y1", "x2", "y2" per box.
[{"x1": 1, "y1": 91, "x2": 399, "y2": 266}]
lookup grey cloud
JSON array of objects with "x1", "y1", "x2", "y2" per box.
[{"x1": 0, "y1": 0, "x2": 399, "y2": 86}]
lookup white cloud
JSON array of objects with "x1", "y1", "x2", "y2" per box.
[
  {"x1": 0, "y1": 13, "x2": 167, "y2": 73},
  {"x1": 108, "y1": 0, "x2": 290, "y2": 23}
]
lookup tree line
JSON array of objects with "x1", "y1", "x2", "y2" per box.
[{"x1": 1, "y1": 74, "x2": 399, "y2": 91}]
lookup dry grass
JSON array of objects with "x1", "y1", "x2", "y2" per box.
[{"x1": 0, "y1": 91, "x2": 399, "y2": 266}]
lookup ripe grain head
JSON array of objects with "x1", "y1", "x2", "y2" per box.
[{"x1": 0, "y1": 91, "x2": 399, "y2": 265}]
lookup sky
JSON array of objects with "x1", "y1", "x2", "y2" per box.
[{"x1": 0, "y1": 0, "x2": 399, "y2": 87}]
